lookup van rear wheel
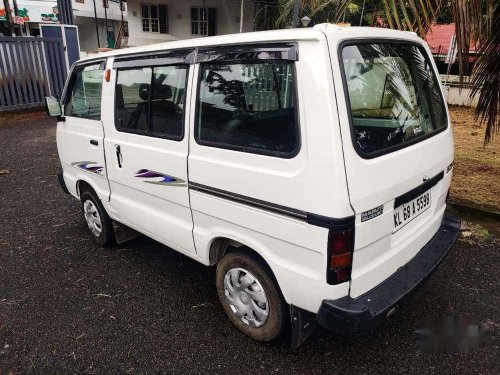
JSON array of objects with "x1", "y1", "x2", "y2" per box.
[
  {"x1": 80, "y1": 190, "x2": 114, "y2": 247},
  {"x1": 216, "y1": 251, "x2": 285, "y2": 341}
]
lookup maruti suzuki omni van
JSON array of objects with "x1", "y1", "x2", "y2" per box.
[{"x1": 45, "y1": 24, "x2": 460, "y2": 345}]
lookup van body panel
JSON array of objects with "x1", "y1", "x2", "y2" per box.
[
  {"x1": 57, "y1": 112, "x2": 109, "y2": 203},
  {"x1": 187, "y1": 39, "x2": 354, "y2": 311},
  {"x1": 190, "y1": 191, "x2": 350, "y2": 312},
  {"x1": 187, "y1": 39, "x2": 352, "y2": 219},
  {"x1": 322, "y1": 29, "x2": 454, "y2": 297},
  {"x1": 102, "y1": 60, "x2": 196, "y2": 254}
]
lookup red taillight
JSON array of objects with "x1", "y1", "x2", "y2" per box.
[{"x1": 327, "y1": 227, "x2": 354, "y2": 284}]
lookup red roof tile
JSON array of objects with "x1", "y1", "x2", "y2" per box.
[{"x1": 425, "y1": 23, "x2": 476, "y2": 54}]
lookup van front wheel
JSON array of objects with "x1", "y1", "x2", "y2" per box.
[
  {"x1": 216, "y1": 251, "x2": 285, "y2": 341},
  {"x1": 80, "y1": 190, "x2": 114, "y2": 247}
]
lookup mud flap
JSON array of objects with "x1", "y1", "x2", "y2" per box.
[
  {"x1": 113, "y1": 221, "x2": 140, "y2": 244},
  {"x1": 290, "y1": 305, "x2": 317, "y2": 349}
]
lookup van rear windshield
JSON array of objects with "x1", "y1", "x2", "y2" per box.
[{"x1": 341, "y1": 42, "x2": 447, "y2": 157}]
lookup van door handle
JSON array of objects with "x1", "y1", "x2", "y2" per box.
[
  {"x1": 115, "y1": 145, "x2": 122, "y2": 168},
  {"x1": 90, "y1": 139, "x2": 98, "y2": 146}
]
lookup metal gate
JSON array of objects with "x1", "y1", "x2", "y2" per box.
[{"x1": 0, "y1": 36, "x2": 67, "y2": 111}]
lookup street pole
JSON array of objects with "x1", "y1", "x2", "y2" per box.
[
  {"x1": 239, "y1": 0, "x2": 243, "y2": 33},
  {"x1": 120, "y1": 0, "x2": 124, "y2": 24},
  {"x1": 92, "y1": 0, "x2": 100, "y2": 48},
  {"x1": 12, "y1": 0, "x2": 21, "y2": 35},
  {"x1": 359, "y1": 0, "x2": 366, "y2": 26},
  {"x1": 253, "y1": 0, "x2": 256, "y2": 31},
  {"x1": 292, "y1": 0, "x2": 300, "y2": 28},
  {"x1": 3, "y1": 0, "x2": 15, "y2": 36},
  {"x1": 103, "y1": 0, "x2": 109, "y2": 47}
]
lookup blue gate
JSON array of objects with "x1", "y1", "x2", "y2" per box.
[
  {"x1": 0, "y1": 36, "x2": 67, "y2": 111},
  {"x1": 0, "y1": 25, "x2": 80, "y2": 111}
]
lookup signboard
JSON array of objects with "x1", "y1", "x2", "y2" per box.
[
  {"x1": 0, "y1": 3, "x2": 59, "y2": 23},
  {"x1": 0, "y1": 7, "x2": 30, "y2": 22},
  {"x1": 41, "y1": 12, "x2": 58, "y2": 23},
  {"x1": 17, "y1": 7, "x2": 30, "y2": 21},
  {"x1": 0, "y1": 7, "x2": 8, "y2": 21}
]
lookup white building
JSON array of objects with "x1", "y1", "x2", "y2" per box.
[
  {"x1": 0, "y1": 0, "x2": 127, "y2": 53},
  {"x1": 125, "y1": 0, "x2": 257, "y2": 47},
  {"x1": 72, "y1": 0, "x2": 127, "y2": 52}
]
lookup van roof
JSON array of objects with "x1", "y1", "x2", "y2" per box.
[{"x1": 78, "y1": 24, "x2": 423, "y2": 63}]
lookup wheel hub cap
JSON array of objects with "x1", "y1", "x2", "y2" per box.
[
  {"x1": 239, "y1": 292, "x2": 249, "y2": 304},
  {"x1": 223, "y1": 268, "x2": 269, "y2": 327},
  {"x1": 83, "y1": 200, "x2": 102, "y2": 237}
]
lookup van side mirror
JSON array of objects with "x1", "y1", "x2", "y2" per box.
[{"x1": 45, "y1": 96, "x2": 62, "y2": 118}]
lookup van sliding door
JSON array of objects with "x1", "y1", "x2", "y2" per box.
[{"x1": 104, "y1": 50, "x2": 197, "y2": 254}]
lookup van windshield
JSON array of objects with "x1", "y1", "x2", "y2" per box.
[{"x1": 341, "y1": 43, "x2": 447, "y2": 156}]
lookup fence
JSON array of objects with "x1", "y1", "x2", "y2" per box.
[{"x1": 0, "y1": 36, "x2": 67, "y2": 111}]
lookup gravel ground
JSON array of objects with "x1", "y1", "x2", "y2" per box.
[{"x1": 0, "y1": 113, "x2": 499, "y2": 374}]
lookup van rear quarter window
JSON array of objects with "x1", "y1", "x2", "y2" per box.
[
  {"x1": 340, "y1": 42, "x2": 447, "y2": 157},
  {"x1": 195, "y1": 61, "x2": 299, "y2": 157}
]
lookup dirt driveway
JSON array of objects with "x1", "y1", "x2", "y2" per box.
[{"x1": 0, "y1": 113, "x2": 499, "y2": 374}]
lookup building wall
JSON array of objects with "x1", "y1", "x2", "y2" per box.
[
  {"x1": 4, "y1": 0, "x2": 127, "y2": 52},
  {"x1": 73, "y1": 0, "x2": 127, "y2": 52},
  {"x1": 73, "y1": 0, "x2": 125, "y2": 22},
  {"x1": 75, "y1": 16, "x2": 122, "y2": 53},
  {"x1": 127, "y1": 0, "x2": 255, "y2": 46}
]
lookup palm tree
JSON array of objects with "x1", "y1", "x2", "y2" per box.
[
  {"x1": 382, "y1": 0, "x2": 498, "y2": 144},
  {"x1": 257, "y1": 0, "x2": 498, "y2": 144}
]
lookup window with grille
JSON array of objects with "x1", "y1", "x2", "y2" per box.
[
  {"x1": 191, "y1": 7, "x2": 216, "y2": 36},
  {"x1": 141, "y1": 4, "x2": 168, "y2": 34}
]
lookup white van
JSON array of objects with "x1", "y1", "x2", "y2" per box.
[{"x1": 46, "y1": 24, "x2": 460, "y2": 346}]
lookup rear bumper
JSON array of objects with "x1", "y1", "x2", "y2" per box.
[{"x1": 316, "y1": 213, "x2": 460, "y2": 336}]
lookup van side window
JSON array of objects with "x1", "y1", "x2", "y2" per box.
[
  {"x1": 196, "y1": 61, "x2": 299, "y2": 157},
  {"x1": 115, "y1": 65, "x2": 187, "y2": 140},
  {"x1": 115, "y1": 67, "x2": 151, "y2": 134},
  {"x1": 64, "y1": 62, "x2": 104, "y2": 120}
]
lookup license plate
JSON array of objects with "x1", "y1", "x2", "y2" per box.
[{"x1": 393, "y1": 190, "x2": 431, "y2": 233}]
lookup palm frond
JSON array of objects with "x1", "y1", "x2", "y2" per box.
[
  {"x1": 469, "y1": 6, "x2": 500, "y2": 144},
  {"x1": 380, "y1": 0, "x2": 442, "y2": 37},
  {"x1": 373, "y1": 0, "x2": 498, "y2": 144}
]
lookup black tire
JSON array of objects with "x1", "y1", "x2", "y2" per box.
[
  {"x1": 216, "y1": 250, "x2": 286, "y2": 341},
  {"x1": 80, "y1": 189, "x2": 114, "y2": 247}
]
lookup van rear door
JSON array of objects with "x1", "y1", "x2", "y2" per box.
[{"x1": 330, "y1": 39, "x2": 454, "y2": 297}]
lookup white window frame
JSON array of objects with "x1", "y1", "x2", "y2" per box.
[
  {"x1": 141, "y1": 3, "x2": 160, "y2": 33},
  {"x1": 191, "y1": 7, "x2": 210, "y2": 36}
]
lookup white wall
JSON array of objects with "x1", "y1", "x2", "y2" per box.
[
  {"x1": 75, "y1": 16, "x2": 122, "y2": 52},
  {"x1": 127, "y1": 0, "x2": 255, "y2": 46},
  {"x1": 443, "y1": 85, "x2": 479, "y2": 107},
  {"x1": 441, "y1": 75, "x2": 479, "y2": 107},
  {"x1": 73, "y1": 0, "x2": 126, "y2": 21},
  {"x1": 15, "y1": 0, "x2": 127, "y2": 52}
]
